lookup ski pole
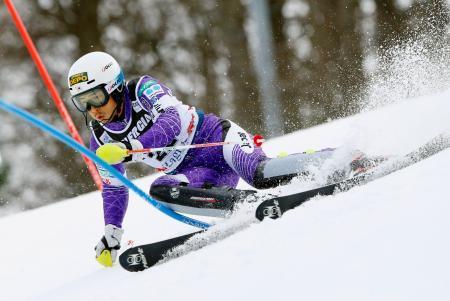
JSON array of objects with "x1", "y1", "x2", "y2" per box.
[{"x1": 127, "y1": 134, "x2": 265, "y2": 154}]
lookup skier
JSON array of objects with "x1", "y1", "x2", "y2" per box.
[{"x1": 68, "y1": 51, "x2": 368, "y2": 267}]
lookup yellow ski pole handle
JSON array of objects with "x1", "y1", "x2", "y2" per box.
[{"x1": 96, "y1": 144, "x2": 129, "y2": 164}]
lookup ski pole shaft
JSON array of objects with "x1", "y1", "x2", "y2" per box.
[
  {"x1": 127, "y1": 134, "x2": 265, "y2": 154},
  {"x1": 127, "y1": 141, "x2": 236, "y2": 154}
]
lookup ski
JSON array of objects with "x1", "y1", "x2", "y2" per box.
[
  {"x1": 118, "y1": 225, "x2": 245, "y2": 272},
  {"x1": 255, "y1": 133, "x2": 450, "y2": 221},
  {"x1": 119, "y1": 133, "x2": 450, "y2": 272}
]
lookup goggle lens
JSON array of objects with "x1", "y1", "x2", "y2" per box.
[{"x1": 72, "y1": 87, "x2": 109, "y2": 112}]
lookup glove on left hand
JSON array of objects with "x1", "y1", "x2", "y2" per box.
[{"x1": 95, "y1": 224, "x2": 124, "y2": 267}]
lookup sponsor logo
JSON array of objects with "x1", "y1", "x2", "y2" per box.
[
  {"x1": 107, "y1": 79, "x2": 120, "y2": 93},
  {"x1": 100, "y1": 132, "x2": 113, "y2": 144},
  {"x1": 154, "y1": 103, "x2": 164, "y2": 113},
  {"x1": 238, "y1": 132, "x2": 252, "y2": 150},
  {"x1": 170, "y1": 187, "x2": 180, "y2": 199},
  {"x1": 138, "y1": 80, "x2": 157, "y2": 96},
  {"x1": 102, "y1": 62, "x2": 113, "y2": 72},
  {"x1": 143, "y1": 84, "x2": 165, "y2": 104},
  {"x1": 127, "y1": 248, "x2": 149, "y2": 269},
  {"x1": 190, "y1": 197, "x2": 219, "y2": 203},
  {"x1": 138, "y1": 248, "x2": 149, "y2": 269},
  {"x1": 127, "y1": 253, "x2": 142, "y2": 266},
  {"x1": 262, "y1": 200, "x2": 282, "y2": 218},
  {"x1": 124, "y1": 113, "x2": 153, "y2": 142},
  {"x1": 105, "y1": 72, "x2": 124, "y2": 93},
  {"x1": 69, "y1": 72, "x2": 88, "y2": 87},
  {"x1": 187, "y1": 113, "x2": 195, "y2": 134},
  {"x1": 163, "y1": 149, "x2": 184, "y2": 168},
  {"x1": 132, "y1": 100, "x2": 143, "y2": 113}
]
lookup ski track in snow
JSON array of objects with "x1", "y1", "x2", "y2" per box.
[{"x1": 1, "y1": 89, "x2": 450, "y2": 300}]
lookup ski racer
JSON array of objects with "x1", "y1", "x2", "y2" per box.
[{"x1": 67, "y1": 51, "x2": 369, "y2": 267}]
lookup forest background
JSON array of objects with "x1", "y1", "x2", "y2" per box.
[{"x1": 0, "y1": 0, "x2": 448, "y2": 213}]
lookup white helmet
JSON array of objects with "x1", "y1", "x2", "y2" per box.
[{"x1": 68, "y1": 51, "x2": 125, "y2": 112}]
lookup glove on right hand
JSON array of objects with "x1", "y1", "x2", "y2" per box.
[{"x1": 96, "y1": 143, "x2": 129, "y2": 165}]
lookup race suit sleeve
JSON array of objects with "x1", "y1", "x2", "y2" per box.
[
  {"x1": 90, "y1": 135, "x2": 129, "y2": 228},
  {"x1": 133, "y1": 77, "x2": 182, "y2": 149},
  {"x1": 136, "y1": 107, "x2": 181, "y2": 149}
]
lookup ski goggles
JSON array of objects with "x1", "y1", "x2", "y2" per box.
[{"x1": 71, "y1": 85, "x2": 110, "y2": 112}]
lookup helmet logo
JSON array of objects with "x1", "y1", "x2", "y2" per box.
[
  {"x1": 105, "y1": 72, "x2": 124, "y2": 94},
  {"x1": 102, "y1": 62, "x2": 113, "y2": 72},
  {"x1": 69, "y1": 72, "x2": 89, "y2": 87}
]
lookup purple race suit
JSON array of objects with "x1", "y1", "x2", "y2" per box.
[{"x1": 90, "y1": 76, "x2": 267, "y2": 227}]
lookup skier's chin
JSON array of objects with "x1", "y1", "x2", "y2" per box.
[
  {"x1": 94, "y1": 115, "x2": 110, "y2": 123},
  {"x1": 99, "y1": 118, "x2": 111, "y2": 124}
]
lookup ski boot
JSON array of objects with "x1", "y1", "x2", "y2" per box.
[{"x1": 150, "y1": 183, "x2": 257, "y2": 217}]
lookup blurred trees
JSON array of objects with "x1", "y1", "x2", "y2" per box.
[
  {"x1": 271, "y1": 0, "x2": 365, "y2": 131},
  {"x1": 375, "y1": 0, "x2": 449, "y2": 49},
  {"x1": 0, "y1": 0, "x2": 448, "y2": 213},
  {"x1": 0, "y1": 152, "x2": 8, "y2": 191}
]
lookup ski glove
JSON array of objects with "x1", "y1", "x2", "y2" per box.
[
  {"x1": 95, "y1": 224, "x2": 124, "y2": 267},
  {"x1": 96, "y1": 139, "x2": 144, "y2": 164}
]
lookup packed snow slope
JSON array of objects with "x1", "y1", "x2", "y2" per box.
[{"x1": 1, "y1": 89, "x2": 450, "y2": 301}]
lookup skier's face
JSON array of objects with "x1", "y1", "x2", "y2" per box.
[{"x1": 87, "y1": 96, "x2": 117, "y2": 123}]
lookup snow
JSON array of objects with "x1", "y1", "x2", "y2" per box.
[{"x1": 1, "y1": 89, "x2": 450, "y2": 301}]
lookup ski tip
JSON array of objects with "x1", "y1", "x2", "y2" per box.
[
  {"x1": 118, "y1": 248, "x2": 149, "y2": 272},
  {"x1": 255, "y1": 199, "x2": 283, "y2": 221}
]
